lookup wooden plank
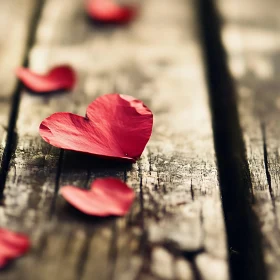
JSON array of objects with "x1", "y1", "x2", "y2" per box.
[
  {"x1": 216, "y1": 0, "x2": 280, "y2": 279},
  {"x1": 2, "y1": 0, "x2": 229, "y2": 279},
  {"x1": 0, "y1": 0, "x2": 38, "y2": 176},
  {"x1": 0, "y1": 0, "x2": 39, "y2": 99}
]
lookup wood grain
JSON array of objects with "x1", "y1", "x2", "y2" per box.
[
  {"x1": 0, "y1": 0, "x2": 38, "y2": 169},
  {"x1": 216, "y1": 0, "x2": 280, "y2": 279},
  {"x1": 1, "y1": 0, "x2": 228, "y2": 279}
]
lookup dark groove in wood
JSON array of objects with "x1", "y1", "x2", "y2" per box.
[
  {"x1": 49, "y1": 149, "x2": 64, "y2": 217},
  {"x1": 190, "y1": 179, "x2": 194, "y2": 201},
  {"x1": 35, "y1": 229, "x2": 49, "y2": 259},
  {"x1": 261, "y1": 124, "x2": 275, "y2": 204},
  {"x1": 108, "y1": 222, "x2": 118, "y2": 280},
  {"x1": 182, "y1": 249, "x2": 204, "y2": 280},
  {"x1": 261, "y1": 123, "x2": 280, "y2": 236},
  {"x1": 198, "y1": 0, "x2": 267, "y2": 279},
  {"x1": 138, "y1": 160, "x2": 144, "y2": 231},
  {"x1": 191, "y1": 261, "x2": 202, "y2": 280},
  {"x1": 75, "y1": 231, "x2": 92, "y2": 280},
  {"x1": 0, "y1": 0, "x2": 45, "y2": 199}
]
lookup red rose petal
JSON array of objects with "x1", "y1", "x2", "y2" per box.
[
  {"x1": 86, "y1": 0, "x2": 137, "y2": 23},
  {"x1": 16, "y1": 65, "x2": 76, "y2": 93},
  {"x1": 0, "y1": 228, "x2": 30, "y2": 268},
  {"x1": 60, "y1": 178, "x2": 135, "y2": 216},
  {"x1": 39, "y1": 93, "x2": 153, "y2": 161}
]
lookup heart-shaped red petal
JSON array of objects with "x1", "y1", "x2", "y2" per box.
[
  {"x1": 0, "y1": 228, "x2": 30, "y2": 268},
  {"x1": 39, "y1": 93, "x2": 153, "y2": 161},
  {"x1": 60, "y1": 178, "x2": 135, "y2": 216},
  {"x1": 86, "y1": 0, "x2": 137, "y2": 23},
  {"x1": 16, "y1": 65, "x2": 76, "y2": 93}
]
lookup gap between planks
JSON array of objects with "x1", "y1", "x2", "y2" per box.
[
  {"x1": 216, "y1": 0, "x2": 280, "y2": 279},
  {"x1": 198, "y1": 0, "x2": 272, "y2": 279}
]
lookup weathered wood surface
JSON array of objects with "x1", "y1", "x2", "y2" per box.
[
  {"x1": 0, "y1": 0, "x2": 229, "y2": 279},
  {"x1": 0, "y1": 0, "x2": 38, "y2": 177},
  {"x1": 0, "y1": 0, "x2": 39, "y2": 100},
  {"x1": 216, "y1": 0, "x2": 280, "y2": 279}
]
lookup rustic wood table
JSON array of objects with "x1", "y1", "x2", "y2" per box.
[{"x1": 0, "y1": 0, "x2": 279, "y2": 279}]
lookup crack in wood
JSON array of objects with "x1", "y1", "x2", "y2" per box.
[
  {"x1": 261, "y1": 124, "x2": 276, "y2": 204},
  {"x1": 137, "y1": 159, "x2": 145, "y2": 231},
  {"x1": 75, "y1": 231, "x2": 92, "y2": 280},
  {"x1": 107, "y1": 221, "x2": 118, "y2": 280},
  {"x1": 49, "y1": 148, "x2": 64, "y2": 218},
  {"x1": 261, "y1": 122, "x2": 280, "y2": 237}
]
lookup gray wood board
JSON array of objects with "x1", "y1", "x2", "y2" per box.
[
  {"x1": 216, "y1": 0, "x2": 280, "y2": 279},
  {"x1": 0, "y1": 0, "x2": 38, "y2": 167},
  {"x1": 1, "y1": 0, "x2": 228, "y2": 279}
]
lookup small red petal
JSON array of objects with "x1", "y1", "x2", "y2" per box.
[
  {"x1": 60, "y1": 178, "x2": 135, "y2": 216},
  {"x1": 39, "y1": 93, "x2": 153, "y2": 161},
  {"x1": 86, "y1": 0, "x2": 137, "y2": 23},
  {"x1": 16, "y1": 65, "x2": 76, "y2": 93},
  {"x1": 0, "y1": 228, "x2": 30, "y2": 268}
]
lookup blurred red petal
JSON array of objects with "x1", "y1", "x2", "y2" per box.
[
  {"x1": 16, "y1": 65, "x2": 76, "y2": 93},
  {"x1": 0, "y1": 228, "x2": 30, "y2": 268},
  {"x1": 61, "y1": 178, "x2": 135, "y2": 216},
  {"x1": 86, "y1": 0, "x2": 137, "y2": 23},
  {"x1": 39, "y1": 93, "x2": 153, "y2": 161}
]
